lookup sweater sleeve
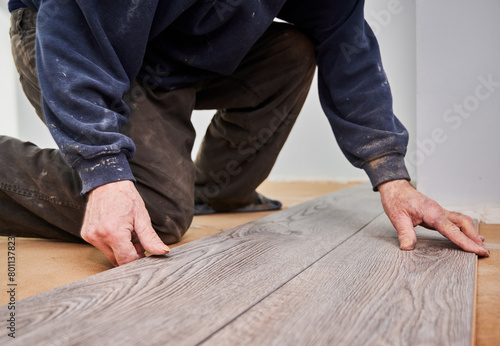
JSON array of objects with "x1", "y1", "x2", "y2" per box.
[
  {"x1": 279, "y1": 0, "x2": 410, "y2": 190},
  {"x1": 33, "y1": 0, "x2": 159, "y2": 193}
]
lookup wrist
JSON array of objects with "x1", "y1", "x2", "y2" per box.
[
  {"x1": 363, "y1": 154, "x2": 410, "y2": 191},
  {"x1": 88, "y1": 180, "x2": 135, "y2": 198},
  {"x1": 76, "y1": 153, "x2": 135, "y2": 194},
  {"x1": 378, "y1": 179, "x2": 413, "y2": 195}
]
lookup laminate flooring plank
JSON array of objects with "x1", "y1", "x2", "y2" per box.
[
  {"x1": 2, "y1": 184, "x2": 383, "y2": 345},
  {"x1": 204, "y1": 215, "x2": 476, "y2": 346}
]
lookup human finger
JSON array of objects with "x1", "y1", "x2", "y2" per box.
[
  {"x1": 434, "y1": 216, "x2": 489, "y2": 256},
  {"x1": 390, "y1": 213, "x2": 417, "y2": 250},
  {"x1": 134, "y1": 209, "x2": 170, "y2": 255},
  {"x1": 445, "y1": 210, "x2": 484, "y2": 247},
  {"x1": 98, "y1": 245, "x2": 120, "y2": 267},
  {"x1": 109, "y1": 237, "x2": 141, "y2": 266},
  {"x1": 82, "y1": 231, "x2": 119, "y2": 267},
  {"x1": 131, "y1": 231, "x2": 146, "y2": 257}
]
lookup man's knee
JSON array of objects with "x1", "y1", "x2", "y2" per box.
[
  {"x1": 146, "y1": 197, "x2": 193, "y2": 244},
  {"x1": 269, "y1": 24, "x2": 316, "y2": 79}
]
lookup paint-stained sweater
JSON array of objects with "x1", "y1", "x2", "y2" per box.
[{"x1": 9, "y1": 0, "x2": 410, "y2": 194}]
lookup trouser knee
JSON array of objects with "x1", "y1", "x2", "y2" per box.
[
  {"x1": 142, "y1": 191, "x2": 194, "y2": 244},
  {"x1": 267, "y1": 24, "x2": 316, "y2": 86}
]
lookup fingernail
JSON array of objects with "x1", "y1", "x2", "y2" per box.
[
  {"x1": 480, "y1": 245, "x2": 490, "y2": 257},
  {"x1": 400, "y1": 239, "x2": 413, "y2": 250},
  {"x1": 162, "y1": 245, "x2": 170, "y2": 253}
]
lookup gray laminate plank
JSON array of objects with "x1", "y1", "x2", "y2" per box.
[
  {"x1": 3, "y1": 183, "x2": 383, "y2": 345},
  {"x1": 204, "y1": 215, "x2": 476, "y2": 346}
]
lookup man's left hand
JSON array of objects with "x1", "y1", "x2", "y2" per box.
[{"x1": 378, "y1": 179, "x2": 490, "y2": 256}]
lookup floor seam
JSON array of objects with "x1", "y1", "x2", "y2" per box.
[{"x1": 196, "y1": 211, "x2": 385, "y2": 345}]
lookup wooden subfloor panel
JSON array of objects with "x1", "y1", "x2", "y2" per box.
[
  {"x1": 2, "y1": 184, "x2": 383, "y2": 345},
  {"x1": 476, "y1": 224, "x2": 500, "y2": 346},
  {"x1": 205, "y1": 216, "x2": 476, "y2": 345}
]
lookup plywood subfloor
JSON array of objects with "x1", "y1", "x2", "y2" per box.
[
  {"x1": 476, "y1": 223, "x2": 500, "y2": 346},
  {"x1": 0, "y1": 183, "x2": 477, "y2": 345}
]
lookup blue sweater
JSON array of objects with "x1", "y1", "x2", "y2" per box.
[
  {"x1": 10, "y1": 0, "x2": 410, "y2": 193},
  {"x1": 8, "y1": 0, "x2": 25, "y2": 12}
]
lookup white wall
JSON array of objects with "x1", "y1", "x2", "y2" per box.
[
  {"x1": 0, "y1": 4, "x2": 56, "y2": 148},
  {"x1": 0, "y1": 6, "x2": 18, "y2": 138},
  {"x1": 416, "y1": 0, "x2": 500, "y2": 206},
  {"x1": 3, "y1": 0, "x2": 417, "y2": 182}
]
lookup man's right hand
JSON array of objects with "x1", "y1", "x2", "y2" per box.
[{"x1": 81, "y1": 180, "x2": 170, "y2": 266}]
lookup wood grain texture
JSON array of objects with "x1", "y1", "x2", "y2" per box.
[
  {"x1": 204, "y1": 216, "x2": 476, "y2": 346},
  {"x1": 2, "y1": 183, "x2": 383, "y2": 345}
]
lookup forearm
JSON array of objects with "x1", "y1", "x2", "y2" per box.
[
  {"x1": 280, "y1": 0, "x2": 410, "y2": 189},
  {"x1": 34, "y1": 0, "x2": 159, "y2": 193},
  {"x1": 315, "y1": 12, "x2": 410, "y2": 189}
]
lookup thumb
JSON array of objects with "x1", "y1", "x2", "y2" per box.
[
  {"x1": 391, "y1": 215, "x2": 417, "y2": 251},
  {"x1": 134, "y1": 212, "x2": 170, "y2": 255}
]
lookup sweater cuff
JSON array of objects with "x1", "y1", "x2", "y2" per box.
[
  {"x1": 75, "y1": 153, "x2": 136, "y2": 194},
  {"x1": 363, "y1": 154, "x2": 411, "y2": 191}
]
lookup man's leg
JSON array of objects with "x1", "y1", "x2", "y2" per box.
[
  {"x1": 0, "y1": 8, "x2": 86, "y2": 240},
  {"x1": 0, "y1": 136, "x2": 86, "y2": 241},
  {"x1": 194, "y1": 23, "x2": 316, "y2": 211},
  {"x1": 120, "y1": 84, "x2": 197, "y2": 244},
  {"x1": 0, "y1": 8, "x2": 195, "y2": 244}
]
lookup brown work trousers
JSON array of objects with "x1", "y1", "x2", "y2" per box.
[{"x1": 0, "y1": 8, "x2": 315, "y2": 244}]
